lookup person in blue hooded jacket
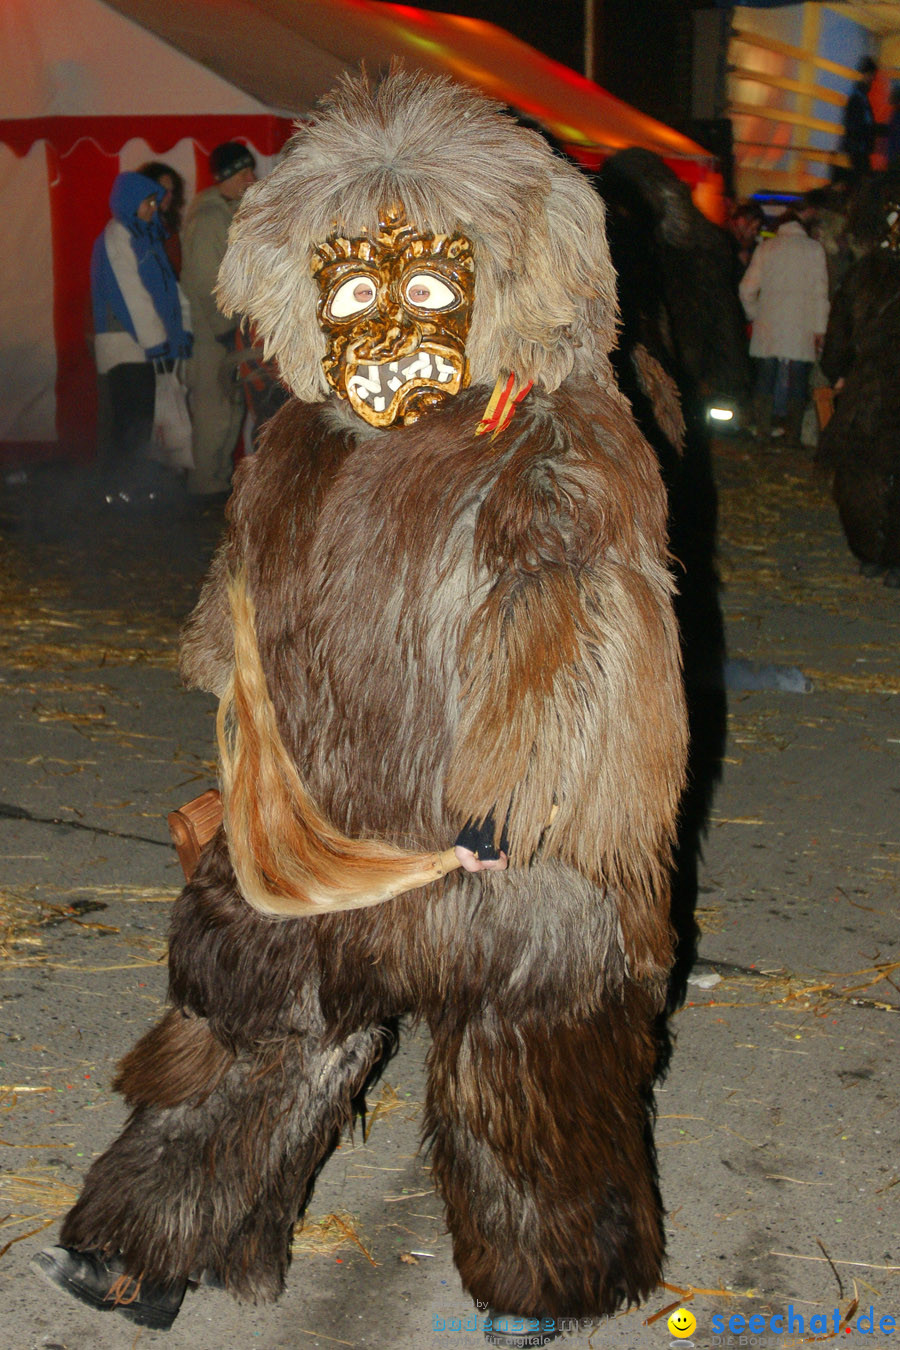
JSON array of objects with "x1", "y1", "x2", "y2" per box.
[{"x1": 91, "y1": 172, "x2": 192, "y2": 501}]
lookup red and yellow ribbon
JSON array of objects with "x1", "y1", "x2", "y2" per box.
[{"x1": 476, "y1": 372, "x2": 533, "y2": 438}]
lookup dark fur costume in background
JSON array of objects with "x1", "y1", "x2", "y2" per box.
[
  {"x1": 596, "y1": 149, "x2": 749, "y2": 1003},
  {"x1": 58, "y1": 72, "x2": 687, "y2": 1322},
  {"x1": 596, "y1": 149, "x2": 751, "y2": 417},
  {"x1": 818, "y1": 204, "x2": 900, "y2": 575}
]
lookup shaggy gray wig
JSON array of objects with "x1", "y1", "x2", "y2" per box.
[{"x1": 217, "y1": 67, "x2": 618, "y2": 400}]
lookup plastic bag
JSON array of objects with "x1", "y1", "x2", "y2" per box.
[{"x1": 150, "y1": 360, "x2": 193, "y2": 470}]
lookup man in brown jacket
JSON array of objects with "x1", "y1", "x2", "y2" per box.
[{"x1": 180, "y1": 142, "x2": 256, "y2": 498}]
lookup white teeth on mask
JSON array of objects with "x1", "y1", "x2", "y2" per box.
[
  {"x1": 347, "y1": 367, "x2": 386, "y2": 402},
  {"x1": 403, "y1": 352, "x2": 434, "y2": 380},
  {"x1": 347, "y1": 350, "x2": 457, "y2": 404},
  {"x1": 434, "y1": 354, "x2": 456, "y2": 383}
]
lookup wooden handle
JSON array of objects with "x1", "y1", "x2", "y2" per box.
[{"x1": 167, "y1": 789, "x2": 225, "y2": 881}]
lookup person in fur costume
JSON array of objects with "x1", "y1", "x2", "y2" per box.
[
  {"x1": 596, "y1": 148, "x2": 749, "y2": 1005},
  {"x1": 32, "y1": 70, "x2": 687, "y2": 1342},
  {"x1": 596, "y1": 148, "x2": 750, "y2": 422},
  {"x1": 818, "y1": 198, "x2": 900, "y2": 586}
]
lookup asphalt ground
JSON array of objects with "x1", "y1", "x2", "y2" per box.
[{"x1": 0, "y1": 437, "x2": 897, "y2": 1350}]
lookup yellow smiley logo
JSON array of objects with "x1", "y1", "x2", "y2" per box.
[{"x1": 667, "y1": 1307, "x2": 697, "y2": 1338}]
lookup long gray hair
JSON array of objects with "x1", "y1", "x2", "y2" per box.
[{"x1": 217, "y1": 67, "x2": 618, "y2": 399}]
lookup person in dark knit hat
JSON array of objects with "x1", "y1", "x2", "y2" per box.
[
  {"x1": 180, "y1": 141, "x2": 257, "y2": 498},
  {"x1": 209, "y1": 141, "x2": 257, "y2": 184}
]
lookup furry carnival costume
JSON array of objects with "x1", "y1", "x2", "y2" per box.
[
  {"x1": 818, "y1": 199, "x2": 900, "y2": 585},
  {"x1": 34, "y1": 71, "x2": 687, "y2": 1338}
]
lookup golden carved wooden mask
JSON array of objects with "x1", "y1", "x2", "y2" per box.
[{"x1": 311, "y1": 202, "x2": 474, "y2": 426}]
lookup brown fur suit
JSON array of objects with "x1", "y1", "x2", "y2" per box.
[
  {"x1": 60, "y1": 71, "x2": 687, "y2": 1322},
  {"x1": 818, "y1": 244, "x2": 900, "y2": 572}
]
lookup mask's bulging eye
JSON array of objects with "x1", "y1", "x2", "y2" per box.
[
  {"x1": 404, "y1": 273, "x2": 460, "y2": 311},
  {"x1": 328, "y1": 275, "x2": 378, "y2": 319}
]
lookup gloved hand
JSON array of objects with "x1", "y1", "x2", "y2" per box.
[
  {"x1": 455, "y1": 812, "x2": 510, "y2": 861},
  {"x1": 174, "y1": 333, "x2": 193, "y2": 360}
]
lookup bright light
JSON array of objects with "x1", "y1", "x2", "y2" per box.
[{"x1": 708, "y1": 406, "x2": 734, "y2": 421}]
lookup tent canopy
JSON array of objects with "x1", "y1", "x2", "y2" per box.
[
  {"x1": 0, "y1": 0, "x2": 717, "y2": 454},
  {"x1": 101, "y1": 0, "x2": 714, "y2": 168}
]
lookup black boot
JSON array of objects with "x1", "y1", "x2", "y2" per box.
[
  {"x1": 783, "y1": 400, "x2": 804, "y2": 448},
  {"x1": 31, "y1": 1246, "x2": 187, "y2": 1330}
]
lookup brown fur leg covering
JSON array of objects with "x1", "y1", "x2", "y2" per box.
[
  {"x1": 60, "y1": 1016, "x2": 390, "y2": 1301},
  {"x1": 833, "y1": 463, "x2": 894, "y2": 566},
  {"x1": 425, "y1": 987, "x2": 664, "y2": 1318},
  {"x1": 166, "y1": 831, "x2": 321, "y2": 1051}
]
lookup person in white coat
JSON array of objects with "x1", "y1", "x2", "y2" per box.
[{"x1": 739, "y1": 210, "x2": 830, "y2": 444}]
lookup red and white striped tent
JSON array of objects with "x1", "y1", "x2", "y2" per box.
[{"x1": 0, "y1": 0, "x2": 717, "y2": 461}]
